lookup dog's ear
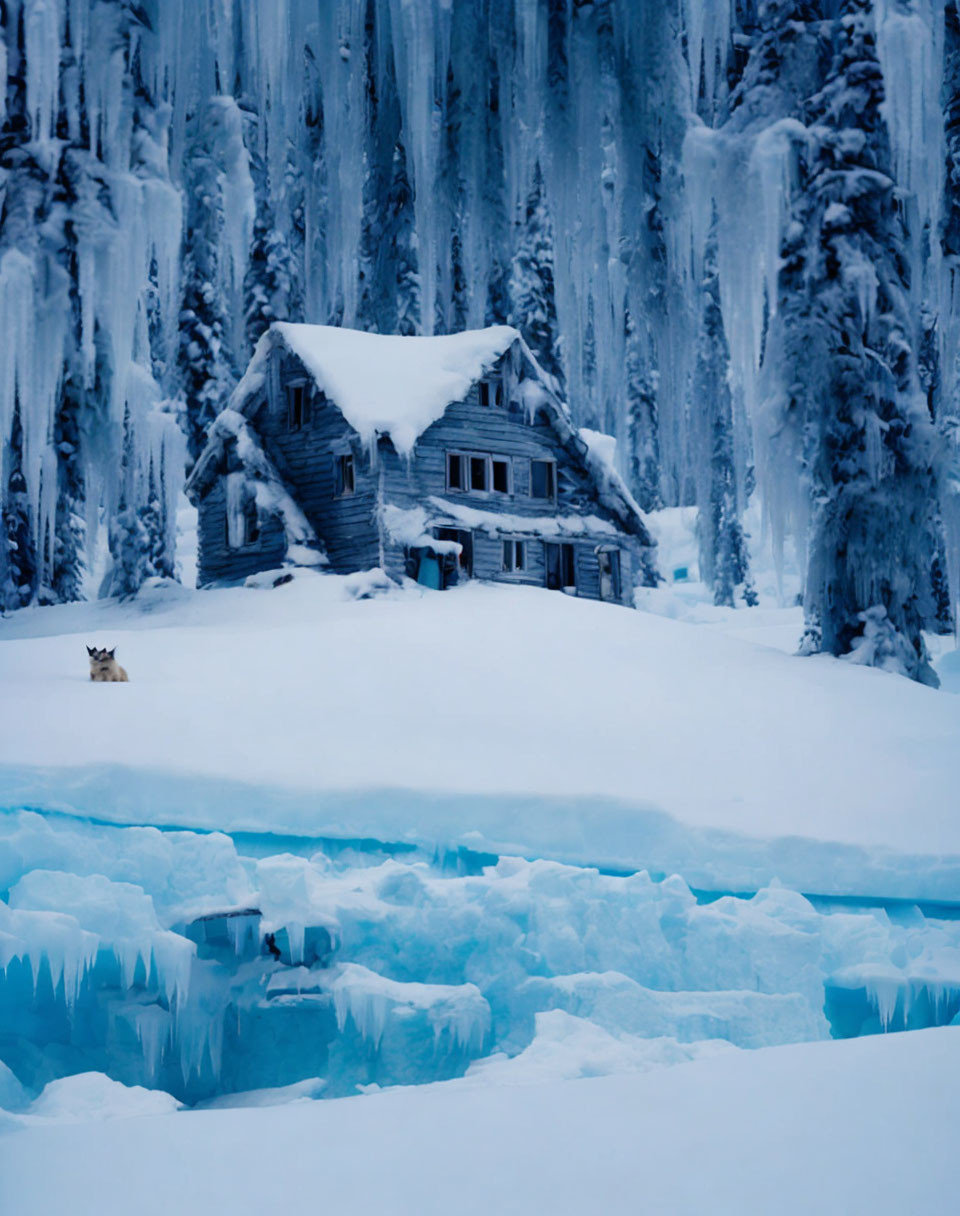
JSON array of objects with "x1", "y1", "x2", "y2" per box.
[
  {"x1": 107, "y1": 648, "x2": 116, "y2": 659},
  {"x1": 87, "y1": 646, "x2": 96, "y2": 656}
]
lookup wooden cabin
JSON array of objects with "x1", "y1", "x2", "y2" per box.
[{"x1": 186, "y1": 323, "x2": 657, "y2": 603}]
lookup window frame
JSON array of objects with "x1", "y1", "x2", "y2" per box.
[
  {"x1": 529, "y1": 458, "x2": 557, "y2": 502},
  {"x1": 501, "y1": 537, "x2": 529, "y2": 576},
  {"x1": 478, "y1": 378, "x2": 505, "y2": 408},
  {"x1": 225, "y1": 496, "x2": 261, "y2": 550},
  {"x1": 334, "y1": 452, "x2": 356, "y2": 498},
  {"x1": 596, "y1": 546, "x2": 622, "y2": 602},
  {"x1": 287, "y1": 380, "x2": 311, "y2": 430},
  {"x1": 445, "y1": 451, "x2": 513, "y2": 497}
]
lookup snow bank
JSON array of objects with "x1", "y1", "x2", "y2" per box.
[
  {"x1": 0, "y1": 575, "x2": 957, "y2": 897},
  {"x1": 3, "y1": 1030, "x2": 959, "y2": 1216},
  {"x1": 23, "y1": 1072, "x2": 180, "y2": 1123},
  {"x1": 464, "y1": 1010, "x2": 734, "y2": 1086}
]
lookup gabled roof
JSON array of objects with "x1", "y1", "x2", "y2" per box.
[{"x1": 232, "y1": 322, "x2": 520, "y2": 457}]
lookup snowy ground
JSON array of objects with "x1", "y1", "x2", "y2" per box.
[
  {"x1": 2, "y1": 510, "x2": 959, "y2": 1211},
  {"x1": 0, "y1": 567, "x2": 958, "y2": 891},
  {"x1": 3, "y1": 1029, "x2": 959, "y2": 1216}
]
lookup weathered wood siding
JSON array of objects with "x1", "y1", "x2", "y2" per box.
[
  {"x1": 197, "y1": 343, "x2": 642, "y2": 603},
  {"x1": 379, "y1": 359, "x2": 640, "y2": 603},
  {"x1": 196, "y1": 481, "x2": 286, "y2": 586},
  {"x1": 254, "y1": 353, "x2": 381, "y2": 573}
]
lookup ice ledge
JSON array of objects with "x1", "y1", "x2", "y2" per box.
[{"x1": 1, "y1": 764, "x2": 959, "y2": 906}]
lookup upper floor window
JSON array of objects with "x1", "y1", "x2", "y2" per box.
[
  {"x1": 478, "y1": 379, "x2": 504, "y2": 408},
  {"x1": 447, "y1": 452, "x2": 511, "y2": 495},
  {"x1": 335, "y1": 453, "x2": 356, "y2": 497},
  {"x1": 288, "y1": 383, "x2": 311, "y2": 430},
  {"x1": 530, "y1": 459, "x2": 556, "y2": 501}
]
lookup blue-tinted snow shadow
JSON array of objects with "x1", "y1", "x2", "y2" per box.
[{"x1": 0, "y1": 763, "x2": 958, "y2": 904}]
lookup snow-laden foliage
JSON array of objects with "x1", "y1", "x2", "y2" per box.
[{"x1": 0, "y1": 1, "x2": 957, "y2": 678}]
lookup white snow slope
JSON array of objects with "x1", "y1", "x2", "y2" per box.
[
  {"x1": 0, "y1": 572, "x2": 958, "y2": 898},
  {"x1": 2, "y1": 1029, "x2": 958, "y2": 1216}
]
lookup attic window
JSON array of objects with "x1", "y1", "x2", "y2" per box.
[
  {"x1": 288, "y1": 383, "x2": 311, "y2": 429},
  {"x1": 470, "y1": 456, "x2": 488, "y2": 492},
  {"x1": 492, "y1": 458, "x2": 510, "y2": 494},
  {"x1": 502, "y1": 539, "x2": 526, "y2": 573},
  {"x1": 530, "y1": 459, "x2": 556, "y2": 500},
  {"x1": 478, "y1": 379, "x2": 503, "y2": 408},
  {"x1": 335, "y1": 453, "x2": 356, "y2": 496}
]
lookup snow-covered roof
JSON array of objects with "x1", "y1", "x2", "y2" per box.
[
  {"x1": 232, "y1": 322, "x2": 520, "y2": 457},
  {"x1": 201, "y1": 322, "x2": 654, "y2": 558}
]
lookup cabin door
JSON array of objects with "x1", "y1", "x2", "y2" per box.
[{"x1": 544, "y1": 542, "x2": 576, "y2": 593}]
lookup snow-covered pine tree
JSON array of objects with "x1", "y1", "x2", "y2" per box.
[
  {"x1": 692, "y1": 233, "x2": 756, "y2": 607},
  {"x1": 767, "y1": 0, "x2": 940, "y2": 684},
  {"x1": 1, "y1": 402, "x2": 38, "y2": 611},
  {"x1": 625, "y1": 309, "x2": 662, "y2": 513},
  {"x1": 244, "y1": 150, "x2": 301, "y2": 349},
  {"x1": 359, "y1": 134, "x2": 422, "y2": 337},
  {"x1": 103, "y1": 405, "x2": 149, "y2": 599},
  {"x1": 50, "y1": 379, "x2": 87, "y2": 605},
  {"x1": 508, "y1": 162, "x2": 563, "y2": 384},
  {"x1": 391, "y1": 141, "x2": 422, "y2": 337},
  {"x1": 179, "y1": 108, "x2": 232, "y2": 461},
  {"x1": 939, "y1": 0, "x2": 960, "y2": 622}
]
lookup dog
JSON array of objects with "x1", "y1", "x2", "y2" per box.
[{"x1": 87, "y1": 646, "x2": 129, "y2": 682}]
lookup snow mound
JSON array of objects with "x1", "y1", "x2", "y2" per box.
[
  {"x1": 25, "y1": 1072, "x2": 180, "y2": 1122},
  {"x1": 465, "y1": 1010, "x2": 734, "y2": 1085}
]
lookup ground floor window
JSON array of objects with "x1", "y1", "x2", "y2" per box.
[
  {"x1": 225, "y1": 500, "x2": 259, "y2": 549},
  {"x1": 502, "y1": 539, "x2": 526, "y2": 573},
  {"x1": 597, "y1": 547, "x2": 622, "y2": 602},
  {"x1": 544, "y1": 541, "x2": 576, "y2": 592}
]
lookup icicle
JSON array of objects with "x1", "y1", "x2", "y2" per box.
[
  {"x1": 23, "y1": 0, "x2": 62, "y2": 146},
  {"x1": 681, "y1": 0, "x2": 733, "y2": 109},
  {"x1": 874, "y1": 0, "x2": 946, "y2": 255},
  {"x1": 387, "y1": 0, "x2": 453, "y2": 334}
]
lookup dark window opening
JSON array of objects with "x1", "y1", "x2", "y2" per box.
[
  {"x1": 227, "y1": 498, "x2": 260, "y2": 549},
  {"x1": 478, "y1": 379, "x2": 504, "y2": 408},
  {"x1": 598, "y1": 548, "x2": 622, "y2": 602},
  {"x1": 335, "y1": 453, "x2": 356, "y2": 496},
  {"x1": 244, "y1": 500, "x2": 260, "y2": 545},
  {"x1": 545, "y1": 542, "x2": 576, "y2": 592},
  {"x1": 288, "y1": 384, "x2": 310, "y2": 429},
  {"x1": 502, "y1": 539, "x2": 526, "y2": 574},
  {"x1": 470, "y1": 456, "x2": 488, "y2": 492},
  {"x1": 447, "y1": 452, "x2": 465, "y2": 491},
  {"x1": 530, "y1": 459, "x2": 556, "y2": 500},
  {"x1": 492, "y1": 459, "x2": 510, "y2": 494}
]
